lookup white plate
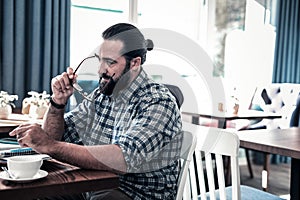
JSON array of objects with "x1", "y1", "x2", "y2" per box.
[{"x1": 0, "y1": 169, "x2": 48, "y2": 183}]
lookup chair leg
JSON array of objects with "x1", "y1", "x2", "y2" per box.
[
  {"x1": 262, "y1": 153, "x2": 270, "y2": 191},
  {"x1": 245, "y1": 149, "x2": 254, "y2": 178}
]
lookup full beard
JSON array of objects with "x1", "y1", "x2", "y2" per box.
[
  {"x1": 98, "y1": 74, "x2": 116, "y2": 96},
  {"x1": 99, "y1": 65, "x2": 131, "y2": 96}
]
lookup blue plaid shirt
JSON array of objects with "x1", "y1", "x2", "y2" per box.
[{"x1": 63, "y1": 69, "x2": 182, "y2": 199}]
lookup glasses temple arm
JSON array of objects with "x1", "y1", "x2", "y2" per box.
[
  {"x1": 69, "y1": 54, "x2": 98, "y2": 86},
  {"x1": 73, "y1": 54, "x2": 98, "y2": 74}
]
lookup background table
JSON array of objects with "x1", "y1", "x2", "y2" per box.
[
  {"x1": 237, "y1": 128, "x2": 300, "y2": 200},
  {"x1": 0, "y1": 159, "x2": 119, "y2": 200},
  {"x1": 182, "y1": 110, "x2": 281, "y2": 128},
  {"x1": 0, "y1": 114, "x2": 43, "y2": 134},
  {"x1": 0, "y1": 124, "x2": 17, "y2": 133}
]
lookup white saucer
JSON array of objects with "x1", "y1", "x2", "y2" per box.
[{"x1": 0, "y1": 170, "x2": 48, "y2": 183}]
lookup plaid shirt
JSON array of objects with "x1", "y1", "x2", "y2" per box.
[{"x1": 63, "y1": 69, "x2": 182, "y2": 200}]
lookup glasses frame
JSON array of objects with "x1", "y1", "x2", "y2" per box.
[{"x1": 69, "y1": 54, "x2": 100, "y2": 102}]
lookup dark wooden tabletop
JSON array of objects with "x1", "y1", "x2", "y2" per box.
[
  {"x1": 237, "y1": 127, "x2": 300, "y2": 159},
  {"x1": 0, "y1": 159, "x2": 119, "y2": 200},
  {"x1": 0, "y1": 126, "x2": 16, "y2": 133},
  {"x1": 236, "y1": 127, "x2": 300, "y2": 200}
]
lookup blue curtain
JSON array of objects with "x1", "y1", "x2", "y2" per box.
[
  {"x1": 0, "y1": 0, "x2": 71, "y2": 107},
  {"x1": 273, "y1": 0, "x2": 300, "y2": 83},
  {"x1": 269, "y1": 0, "x2": 300, "y2": 164}
]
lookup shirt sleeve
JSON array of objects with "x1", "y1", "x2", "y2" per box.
[
  {"x1": 116, "y1": 96, "x2": 183, "y2": 173},
  {"x1": 63, "y1": 100, "x2": 91, "y2": 144}
]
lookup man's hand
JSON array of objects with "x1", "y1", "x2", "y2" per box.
[
  {"x1": 51, "y1": 67, "x2": 76, "y2": 105},
  {"x1": 9, "y1": 123, "x2": 55, "y2": 154}
]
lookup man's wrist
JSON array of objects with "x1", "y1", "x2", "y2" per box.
[{"x1": 50, "y1": 97, "x2": 66, "y2": 109}]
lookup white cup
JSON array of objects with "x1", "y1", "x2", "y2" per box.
[{"x1": 7, "y1": 155, "x2": 43, "y2": 179}]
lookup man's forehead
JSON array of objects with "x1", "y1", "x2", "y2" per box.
[{"x1": 99, "y1": 40, "x2": 124, "y2": 58}]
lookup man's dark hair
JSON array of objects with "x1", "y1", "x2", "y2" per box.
[{"x1": 102, "y1": 23, "x2": 153, "y2": 65}]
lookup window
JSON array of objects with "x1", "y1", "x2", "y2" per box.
[
  {"x1": 224, "y1": 0, "x2": 277, "y2": 109},
  {"x1": 70, "y1": 0, "x2": 277, "y2": 113},
  {"x1": 70, "y1": 0, "x2": 129, "y2": 68}
]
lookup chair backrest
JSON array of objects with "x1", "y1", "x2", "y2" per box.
[
  {"x1": 176, "y1": 130, "x2": 197, "y2": 200},
  {"x1": 290, "y1": 93, "x2": 300, "y2": 127},
  {"x1": 250, "y1": 84, "x2": 300, "y2": 129},
  {"x1": 182, "y1": 122, "x2": 241, "y2": 200},
  {"x1": 164, "y1": 84, "x2": 184, "y2": 109}
]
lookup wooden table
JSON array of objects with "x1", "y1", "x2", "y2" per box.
[
  {"x1": 0, "y1": 159, "x2": 119, "y2": 200},
  {"x1": 237, "y1": 128, "x2": 300, "y2": 200},
  {"x1": 182, "y1": 110, "x2": 281, "y2": 128},
  {"x1": 0, "y1": 124, "x2": 17, "y2": 133},
  {"x1": 0, "y1": 114, "x2": 43, "y2": 133}
]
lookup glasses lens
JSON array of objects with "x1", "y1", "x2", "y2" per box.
[{"x1": 73, "y1": 56, "x2": 100, "y2": 103}]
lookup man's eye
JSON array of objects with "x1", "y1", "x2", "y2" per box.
[{"x1": 106, "y1": 60, "x2": 116, "y2": 66}]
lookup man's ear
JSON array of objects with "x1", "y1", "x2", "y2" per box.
[{"x1": 130, "y1": 57, "x2": 141, "y2": 71}]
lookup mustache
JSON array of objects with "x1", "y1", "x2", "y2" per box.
[{"x1": 99, "y1": 73, "x2": 114, "y2": 79}]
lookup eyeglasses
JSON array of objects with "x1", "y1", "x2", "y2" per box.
[{"x1": 69, "y1": 54, "x2": 100, "y2": 102}]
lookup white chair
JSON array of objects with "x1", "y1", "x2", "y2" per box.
[
  {"x1": 176, "y1": 130, "x2": 197, "y2": 200},
  {"x1": 182, "y1": 122, "x2": 284, "y2": 200}
]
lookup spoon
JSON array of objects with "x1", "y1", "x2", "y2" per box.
[{"x1": 1, "y1": 167, "x2": 17, "y2": 179}]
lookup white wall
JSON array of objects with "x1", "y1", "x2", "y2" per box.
[
  {"x1": 224, "y1": 27, "x2": 275, "y2": 110},
  {"x1": 223, "y1": 0, "x2": 276, "y2": 110}
]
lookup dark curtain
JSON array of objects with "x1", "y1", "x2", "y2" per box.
[
  {"x1": 270, "y1": 0, "x2": 300, "y2": 165},
  {"x1": 0, "y1": 0, "x2": 71, "y2": 107},
  {"x1": 272, "y1": 0, "x2": 300, "y2": 83}
]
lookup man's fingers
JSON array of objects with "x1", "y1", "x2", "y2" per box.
[
  {"x1": 52, "y1": 73, "x2": 73, "y2": 92},
  {"x1": 9, "y1": 123, "x2": 37, "y2": 136}
]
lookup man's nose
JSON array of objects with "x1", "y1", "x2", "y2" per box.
[{"x1": 98, "y1": 62, "x2": 108, "y2": 74}]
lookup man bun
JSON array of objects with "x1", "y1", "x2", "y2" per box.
[{"x1": 146, "y1": 39, "x2": 154, "y2": 51}]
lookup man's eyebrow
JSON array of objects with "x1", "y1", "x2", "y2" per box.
[{"x1": 102, "y1": 57, "x2": 118, "y2": 63}]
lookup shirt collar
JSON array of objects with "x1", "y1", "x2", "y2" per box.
[
  {"x1": 93, "y1": 68, "x2": 149, "y2": 104},
  {"x1": 114, "y1": 68, "x2": 148, "y2": 104}
]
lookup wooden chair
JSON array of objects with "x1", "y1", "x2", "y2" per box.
[
  {"x1": 164, "y1": 83, "x2": 197, "y2": 200},
  {"x1": 176, "y1": 130, "x2": 197, "y2": 200},
  {"x1": 182, "y1": 122, "x2": 284, "y2": 200}
]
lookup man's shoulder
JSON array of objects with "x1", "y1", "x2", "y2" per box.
[
  {"x1": 135, "y1": 81, "x2": 169, "y2": 99},
  {"x1": 131, "y1": 70, "x2": 175, "y2": 105}
]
